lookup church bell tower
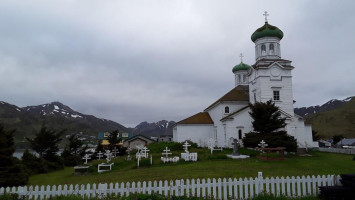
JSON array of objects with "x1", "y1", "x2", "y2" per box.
[{"x1": 248, "y1": 12, "x2": 295, "y2": 116}]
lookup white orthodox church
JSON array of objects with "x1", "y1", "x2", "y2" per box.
[{"x1": 173, "y1": 15, "x2": 317, "y2": 149}]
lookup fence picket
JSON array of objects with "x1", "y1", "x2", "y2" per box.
[
  {"x1": 196, "y1": 179, "x2": 200, "y2": 197},
  {"x1": 207, "y1": 178, "x2": 211, "y2": 197},
  {"x1": 275, "y1": 177, "x2": 280, "y2": 197},
  {"x1": 227, "y1": 178, "x2": 232, "y2": 199},
  {"x1": 265, "y1": 177, "x2": 270, "y2": 193},
  {"x1": 202, "y1": 179, "x2": 206, "y2": 197},
  {"x1": 244, "y1": 177, "x2": 249, "y2": 199},
  {"x1": 163, "y1": 180, "x2": 168, "y2": 196},
  {"x1": 249, "y1": 177, "x2": 254, "y2": 198},
  {"x1": 291, "y1": 176, "x2": 296, "y2": 197},
  {"x1": 191, "y1": 179, "x2": 195, "y2": 197},
  {"x1": 217, "y1": 178, "x2": 222, "y2": 200},
  {"x1": 212, "y1": 178, "x2": 217, "y2": 199},
  {"x1": 281, "y1": 176, "x2": 285, "y2": 195},
  {"x1": 286, "y1": 176, "x2": 291, "y2": 196},
  {"x1": 238, "y1": 178, "x2": 243, "y2": 199},
  {"x1": 186, "y1": 179, "x2": 190, "y2": 197}
]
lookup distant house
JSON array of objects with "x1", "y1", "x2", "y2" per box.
[
  {"x1": 158, "y1": 135, "x2": 173, "y2": 142},
  {"x1": 123, "y1": 135, "x2": 155, "y2": 149},
  {"x1": 97, "y1": 131, "x2": 133, "y2": 146},
  {"x1": 336, "y1": 138, "x2": 355, "y2": 148},
  {"x1": 318, "y1": 139, "x2": 331, "y2": 148}
]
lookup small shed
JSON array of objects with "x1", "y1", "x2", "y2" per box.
[{"x1": 123, "y1": 135, "x2": 155, "y2": 149}]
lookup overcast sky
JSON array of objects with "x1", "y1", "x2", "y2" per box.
[{"x1": 0, "y1": 1, "x2": 354, "y2": 127}]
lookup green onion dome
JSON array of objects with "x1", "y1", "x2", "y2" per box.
[
  {"x1": 251, "y1": 22, "x2": 284, "y2": 42},
  {"x1": 232, "y1": 62, "x2": 251, "y2": 73}
]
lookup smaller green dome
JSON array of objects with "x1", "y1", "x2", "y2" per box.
[
  {"x1": 232, "y1": 62, "x2": 251, "y2": 73},
  {"x1": 251, "y1": 22, "x2": 284, "y2": 42}
]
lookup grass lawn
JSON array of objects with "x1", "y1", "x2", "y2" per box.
[{"x1": 28, "y1": 148, "x2": 355, "y2": 186}]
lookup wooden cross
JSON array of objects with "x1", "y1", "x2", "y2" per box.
[
  {"x1": 104, "y1": 150, "x2": 112, "y2": 163},
  {"x1": 258, "y1": 140, "x2": 268, "y2": 149},
  {"x1": 112, "y1": 147, "x2": 119, "y2": 157},
  {"x1": 82, "y1": 154, "x2": 91, "y2": 164},
  {"x1": 263, "y1": 11, "x2": 269, "y2": 22},
  {"x1": 183, "y1": 141, "x2": 191, "y2": 153},
  {"x1": 96, "y1": 151, "x2": 103, "y2": 160},
  {"x1": 162, "y1": 147, "x2": 172, "y2": 158},
  {"x1": 141, "y1": 147, "x2": 150, "y2": 157}
]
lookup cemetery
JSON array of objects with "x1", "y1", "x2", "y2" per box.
[{"x1": 1, "y1": 139, "x2": 354, "y2": 199}]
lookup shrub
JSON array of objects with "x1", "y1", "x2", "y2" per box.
[
  {"x1": 147, "y1": 142, "x2": 183, "y2": 153},
  {"x1": 21, "y1": 149, "x2": 48, "y2": 174},
  {"x1": 242, "y1": 131, "x2": 298, "y2": 152}
]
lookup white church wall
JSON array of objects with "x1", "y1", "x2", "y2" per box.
[
  {"x1": 223, "y1": 108, "x2": 253, "y2": 147},
  {"x1": 207, "y1": 101, "x2": 249, "y2": 147},
  {"x1": 173, "y1": 124, "x2": 214, "y2": 147}
]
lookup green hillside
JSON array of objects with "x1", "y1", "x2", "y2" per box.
[{"x1": 305, "y1": 98, "x2": 355, "y2": 139}]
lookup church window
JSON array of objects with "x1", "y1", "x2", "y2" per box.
[
  {"x1": 243, "y1": 74, "x2": 246, "y2": 82},
  {"x1": 261, "y1": 44, "x2": 266, "y2": 52},
  {"x1": 273, "y1": 90, "x2": 280, "y2": 101},
  {"x1": 225, "y1": 106, "x2": 229, "y2": 114},
  {"x1": 254, "y1": 92, "x2": 257, "y2": 102},
  {"x1": 238, "y1": 130, "x2": 242, "y2": 139},
  {"x1": 238, "y1": 74, "x2": 241, "y2": 83},
  {"x1": 269, "y1": 43, "x2": 274, "y2": 52}
]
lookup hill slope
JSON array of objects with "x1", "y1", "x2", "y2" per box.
[{"x1": 304, "y1": 98, "x2": 355, "y2": 139}]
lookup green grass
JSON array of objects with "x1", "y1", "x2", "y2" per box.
[{"x1": 28, "y1": 148, "x2": 355, "y2": 186}]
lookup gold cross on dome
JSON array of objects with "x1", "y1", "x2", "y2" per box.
[
  {"x1": 263, "y1": 11, "x2": 269, "y2": 22},
  {"x1": 239, "y1": 53, "x2": 244, "y2": 62}
]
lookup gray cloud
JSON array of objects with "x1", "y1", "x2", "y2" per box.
[{"x1": 0, "y1": 1, "x2": 354, "y2": 127}]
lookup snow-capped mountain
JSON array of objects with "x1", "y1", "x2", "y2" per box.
[
  {"x1": 0, "y1": 101, "x2": 130, "y2": 144},
  {"x1": 294, "y1": 96, "x2": 355, "y2": 117},
  {"x1": 24, "y1": 102, "x2": 84, "y2": 119},
  {"x1": 133, "y1": 120, "x2": 175, "y2": 137}
]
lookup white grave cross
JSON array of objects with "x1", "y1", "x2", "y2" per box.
[
  {"x1": 162, "y1": 147, "x2": 172, "y2": 158},
  {"x1": 96, "y1": 151, "x2": 103, "y2": 160},
  {"x1": 104, "y1": 150, "x2": 112, "y2": 163},
  {"x1": 258, "y1": 140, "x2": 268, "y2": 149},
  {"x1": 112, "y1": 147, "x2": 119, "y2": 157},
  {"x1": 141, "y1": 147, "x2": 150, "y2": 158},
  {"x1": 82, "y1": 154, "x2": 91, "y2": 164},
  {"x1": 183, "y1": 141, "x2": 191, "y2": 153}
]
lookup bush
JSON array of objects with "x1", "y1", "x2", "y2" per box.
[
  {"x1": 22, "y1": 149, "x2": 49, "y2": 174},
  {"x1": 147, "y1": 142, "x2": 183, "y2": 153},
  {"x1": 242, "y1": 131, "x2": 298, "y2": 152}
]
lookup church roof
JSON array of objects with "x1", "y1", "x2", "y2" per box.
[
  {"x1": 204, "y1": 85, "x2": 249, "y2": 111},
  {"x1": 175, "y1": 112, "x2": 214, "y2": 125},
  {"x1": 232, "y1": 62, "x2": 251, "y2": 73},
  {"x1": 220, "y1": 106, "x2": 249, "y2": 121},
  {"x1": 251, "y1": 22, "x2": 284, "y2": 42}
]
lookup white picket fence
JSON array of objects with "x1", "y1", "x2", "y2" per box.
[{"x1": 0, "y1": 173, "x2": 340, "y2": 200}]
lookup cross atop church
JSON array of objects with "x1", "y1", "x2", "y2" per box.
[
  {"x1": 263, "y1": 11, "x2": 269, "y2": 22},
  {"x1": 239, "y1": 53, "x2": 244, "y2": 62}
]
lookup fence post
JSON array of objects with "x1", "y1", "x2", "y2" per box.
[{"x1": 258, "y1": 172, "x2": 263, "y2": 194}]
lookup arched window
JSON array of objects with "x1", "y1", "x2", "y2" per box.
[
  {"x1": 238, "y1": 130, "x2": 242, "y2": 139},
  {"x1": 269, "y1": 43, "x2": 274, "y2": 51},
  {"x1": 225, "y1": 106, "x2": 229, "y2": 114},
  {"x1": 237, "y1": 74, "x2": 241, "y2": 83},
  {"x1": 243, "y1": 74, "x2": 246, "y2": 82},
  {"x1": 261, "y1": 44, "x2": 266, "y2": 52}
]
